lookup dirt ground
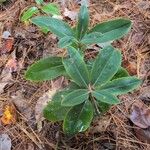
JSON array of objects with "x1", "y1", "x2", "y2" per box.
[{"x1": 0, "y1": 0, "x2": 150, "y2": 149}]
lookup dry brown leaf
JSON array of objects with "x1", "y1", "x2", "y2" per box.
[
  {"x1": 1, "y1": 103, "x2": 16, "y2": 125},
  {"x1": 35, "y1": 89, "x2": 57, "y2": 123},
  {"x1": 0, "y1": 64, "x2": 15, "y2": 93},
  {"x1": 35, "y1": 77, "x2": 65, "y2": 131},
  {"x1": 0, "y1": 82, "x2": 9, "y2": 94},
  {"x1": 35, "y1": 78, "x2": 64, "y2": 122},
  {"x1": 0, "y1": 67, "x2": 12, "y2": 93},
  {"x1": 140, "y1": 86, "x2": 150, "y2": 101},
  {"x1": 63, "y1": 8, "x2": 78, "y2": 20},
  {"x1": 0, "y1": 51, "x2": 18, "y2": 93},
  {"x1": 0, "y1": 30, "x2": 14, "y2": 53},
  {"x1": 11, "y1": 91, "x2": 35, "y2": 127},
  {"x1": 5, "y1": 58, "x2": 18, "y2": 72},
  {"x1": 130, "y1": 101, "x2": 150, "y2": 129},
  {"x1": 134, "y1": 126, "x2": 150, "y2": 144},
  {"x1": 0, "y1": 38, "x2": 14, "y2": 53}
]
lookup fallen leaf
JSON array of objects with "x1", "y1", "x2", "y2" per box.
[
  {"x1": 139, "y1": 86, "x2": 150, "y2": 101},
  {"x1": 134, "y1": 126, "x2": 150, "y2": 144},
  {"x1": 35, "y1": 77, "x2": 65, "y2": 131},
  {"x1": 63, "y1": 8, "x2": 77, "y2": 20},
  {"x1": 35, "y1": 89, "x2": 57, "y2": 123},
  {"x1": 0, "y1": 30, "x2": 13, "y2": 53},
  {"x1": 35, "y1": 77, "x2": 64, "y2": 122},
  {"x1": 130, "y1": 101, "x2": 150, "y2": 128},
  {"x1": 0, "y1": 52, "x2": 18, "y2": 93},
  {"x1": 0, "y1": 134, "x2": 12, "y2": 150},
  {"x1": 11, "y1": 91, "x2": 35, "y2": 127},
  {"x1": 4, "y1": 38, "x2": 14, "y2": 53},
  {"x1": 0, "y1": 38, "x2": 14, "y2": 53},
  {"x1": 0, "y1": 74, "x2": 12, "y2": 94},
  {"x1": 0, "y1": 82, "x2": 8, "y2": 94},
  {"x1": 0, "y1": 67, "x2": 12, "y2": 93},
  {"x1": 1, "y1": 104, "x2": 16, "y2": 125},
  {"x1": 5, "y1": 58, "x2": 18, "y2": 72}
]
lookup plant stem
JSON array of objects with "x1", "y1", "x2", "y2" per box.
[{"x1": 90, "y1": 94, "x2": 101, "y2": 115}]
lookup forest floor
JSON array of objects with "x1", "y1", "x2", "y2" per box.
[{"x1": 0, "y1": 0, "x2": 150, "y2": 150}]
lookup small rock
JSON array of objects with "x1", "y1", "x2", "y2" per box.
[{"x1": 2, "y1": 31, "x2": 11, "y2": 39}]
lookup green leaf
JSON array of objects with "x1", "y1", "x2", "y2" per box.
[
  {"x1": 87, "y1": 59, "x2": 94, "y2": 72},
  {"x1": 63, "y1": 47, "x2": 90, "y2": 88},
  {"x1": 92, "y1": 91, "x2": 120, "y2": 104},
  {"x1": 0, "y1": 0, "x2": 6, "y2": 3},
  {"x1": 43, "y1": 90, "x2": 71, "y2": 122},
  {"x1": 35, "y1": 0, "x2": 43, "y2": 5},
  {"x1": 82, "y1": 18, "x2": 132, "y2": 44},
  {"x1": 52, "y1": 83, "x2": 79, "y2": 101},
  {"x1": 111, "y1": 67, "x2": 129, "y2": 80},
  {"x1": 25, "y1": 57, "x2": 66, "y2": 81},
  {"x1": 58, "y1": 36, "x2": 75, "y2": 48},
  {"x1": 62, "y1": 89, "x2": 89, "y2": 106},
  {"x1": 97, "y1": 77, "x2": 141, "y2": 95},
  {"x1": 81, "y1": 32, "x2": 103, "y2": 44},
  {"x1": 77, "y1": 5, "x2": 89, "y2": 39},
  {"x1": 67, "y1": 82, "x2": 80, "y2": 90},
  {"x1": 97, "y1": 101, "x2": 111, "y2": 113},
  {"x1": 97, "y1": 41, "x2": 112, "y2": 48},
  {"x1": 41, "y1": 26, "x2": 49, "y2": 34},
  {"x1": 53, "y1": 89, "x2": 75, "y2": 101},
  {"x1": 63, "y1": 100, "x2": 93, "y2": 135},
  {"x1": 44, "y1": 101, "x2": 67, "y2": 122},
  {"x1": 88, "y1": 61, "x2": 128, "y2": 81},
  {"x1": 31, "y1": 16, "x2": 74, "y2": 38},
  {"x1": 87, "y1": 61, "x2": 127, "y2": 80},
  {"x1": 91, "y1": 45, "x2": 121, "y2": 87},
  {"x1": 21, "y1": 7, "x2": 39, "y2": 22},
  {"x1": 41, "y1": 3, "x2": 60, "y2": 15}
]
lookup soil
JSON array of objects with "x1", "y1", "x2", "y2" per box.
[{"x1": 0, "y1": 0, "x2": 150, "y2": 149}]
